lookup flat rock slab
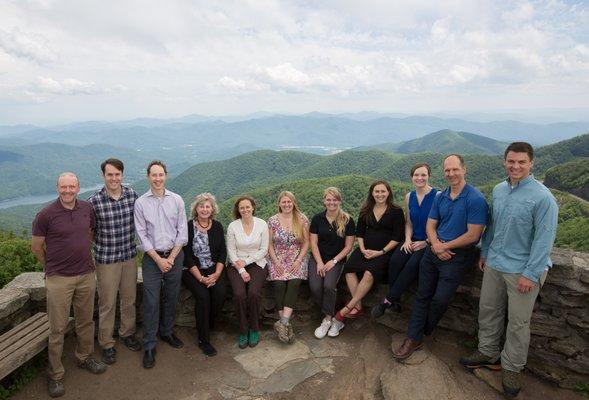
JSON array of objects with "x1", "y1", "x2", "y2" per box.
[
  {"x1": 473, "y1": 368, "x2": 509, "y2": 396},
  {"x1": 390, "y1": 334, "x2": 429, "y2": 365},
  {"x1": 382, "y1": 339, "x2": 469, "y2": 400},
  {"x1": 306, "y1": 336, "x2": 351, "y2": 358},
  {"x1": 233, "y1": 339, "x2": 310, "y2": 379},
  {"x1": 4, "y1": 272, "x2": 45, "y2": 301},
  {"x1": 250, "y1": 359, "x2": 323, "y2": 395}
]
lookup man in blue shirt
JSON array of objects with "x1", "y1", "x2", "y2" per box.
[
  {"x1": 459, "y1": 142, "x2": 558, "y2": 398},
  {"x1": 393, "y1": 154, "x2": 488, "y2": 360}
]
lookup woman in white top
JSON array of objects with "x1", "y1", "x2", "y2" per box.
[{"x1": 226, "y1": 196, "x2": 269, "y2": 349}]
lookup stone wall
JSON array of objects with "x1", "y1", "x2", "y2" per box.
[{"x1": 1, "y1": 247, "x2": 587, "y2": 388}]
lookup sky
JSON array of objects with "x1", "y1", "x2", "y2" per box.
[{"x1": 0, "y1": 0, "x2": 588, "y2": 124}]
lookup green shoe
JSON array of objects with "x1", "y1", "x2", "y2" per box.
[
  {"x1": 248, "y1": 330, "x2": 260, "y2": 347},
  {"x1": 238, "y1": 333, "x2": 248, "y2": 349}
]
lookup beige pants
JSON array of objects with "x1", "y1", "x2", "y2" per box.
[
  {"x1": 46, "y1": 271, "x2": 96, "y2": 380},
  {"x1": 477, "y1": 266, "x2": 547, "y2": 372},
  {"x1": 96, "y1": 259, "x2": 138, "y2": 349}
]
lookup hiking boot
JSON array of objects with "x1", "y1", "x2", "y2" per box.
[
  {"x1": 274, "y1": 320, "x2": 289, "y2": 343},
  {"x1": 47, "y1": 378, "x2": 65, "y2": 398},
  {"x1": 287, "y1": 323, "x2": 295, "y2": 343},
  {"x1": 101, "y1": 347, "x2": 117, "y2": 365},
  {"x1": 392, "y1": 337, "x2": 423, "y2": 360},
  {"x1": 314, "y1": 317, "x2": 332, "y2": 339},
  {"x1": 198, "y1": 340, "x2": 217, "y2": 357},
  {"x1": 459, "y1": 350, "x2": 501, "y2": 370},
  {"x1": 77, "y1": 357, "x2": 107, "y2": 374},
  {"x1": 502, "y1": 369, "x2": 522, "y2": 398}
]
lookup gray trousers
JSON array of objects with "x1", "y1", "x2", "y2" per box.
[
  {"x1": 142, "y1": 252, "x2": 184, "y2": 350},
  {"x1": 477, "y1": 266, "x2": 546, "y2": 372},
  {"x1": 308, "y1": 258, "x2": 344, "y2": 317}
]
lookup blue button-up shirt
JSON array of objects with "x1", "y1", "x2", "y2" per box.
[
  {"x1": 134, "y1": 189, "x2": 188, "y2": 253},
  {"x1": 429, "y1": 183, "x2": 488, "y2": 242},
  {"x1": 481, "y1": 175, "x2": 558, "y2": 283}
]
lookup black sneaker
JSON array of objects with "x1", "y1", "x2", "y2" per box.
[
  {"x1": 122, "y1": 334, "x2": 142, "y2": 352},
  {"x1": 459, "y1": 350, "x2": 501, "y2": 370},
  {"x1": 371, "y1": 301, "x2": 391, "y2": 319},
  {"x1": 47, "y1": 378, "x2": 65, "y2": 398},
  {"x1": 77, "y1": 357, "x2": 107, "y2": 374},
  {"x1": 101, "y1": 347, "x2": 117, "y2": 365},
  {"x1": 198, "y1": 340, "x2": 217, "y2": 357}
]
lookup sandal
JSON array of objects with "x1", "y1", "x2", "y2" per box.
[{"x1": 346, "y1": 306, "x2": 363, "y2": 319}]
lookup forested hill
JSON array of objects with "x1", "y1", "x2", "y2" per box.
[
  {"x1": 544, "y1": 159, "x2": 589, "y2": 201},
  {"x1": 357, "y1": 129, "x2": 508, "y2": 155}
]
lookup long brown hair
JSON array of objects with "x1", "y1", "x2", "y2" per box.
[
  {"x1": 358, "y1": 180, "x2": 398, "y2": 225},
  {"x1": 323, "y1": 187, "x2": 350, "y2": 238},
  {"x1": 277, "y1": 191, "x2": 306, "y2": 242}
]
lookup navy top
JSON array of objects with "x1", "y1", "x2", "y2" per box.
[
  {"x1": 428, "y1": 184, "x2": 488, "y2": 242},
  {"x1": 408, "y1": 188, "x2": 439, "y2": 241}
]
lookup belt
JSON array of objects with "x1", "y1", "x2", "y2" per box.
[{"x1": 155, "y1": 249, "x2": 172, "y2": 257}]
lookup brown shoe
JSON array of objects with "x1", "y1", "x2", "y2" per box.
[{"x1": 392, "y1": 337, "x2": 423, "y2": 360}]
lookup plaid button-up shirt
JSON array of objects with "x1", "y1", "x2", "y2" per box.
[{"x1": 88, "y1": 186, "x2": 138, "y2": 265}]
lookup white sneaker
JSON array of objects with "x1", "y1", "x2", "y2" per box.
[
  {"x1": 314, "y1": 318, "x2": 332, "y2": 339},
  {"x1": 327, "y1": 319, "x2": 345, "y2": 337}
]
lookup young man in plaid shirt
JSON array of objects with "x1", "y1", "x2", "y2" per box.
[{"x1": 88, "y1": 158, "x2": 142, "y2": 365}]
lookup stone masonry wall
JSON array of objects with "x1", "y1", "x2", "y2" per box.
[{"x1": 0, "y1": 247, "x2": 587, "y2": 388}]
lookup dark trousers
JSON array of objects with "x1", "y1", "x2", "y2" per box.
[
  {"x1": 226, "y1": 263, "x2": 268, "y2": 335},
  {"x1": 273, "y1": 279, "x2": 303, "y2": 310},
  {"x1": 142, "y1": 252, "x2": 184, "y2": 350},
  {"x1": 308, "y1": 258, "x2": 344, "y2": 316},
  {"x1": 386, "y1": 247, "x2": 426, "y2": 303},
  {"x1": 181, "y1": 267, "x2": 226, "y2": 343},
  {"x1": 407, "y1": 247, "x2": 475, "y2": 341}
]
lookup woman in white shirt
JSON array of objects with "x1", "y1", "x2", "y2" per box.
[{"x1": 226, "y1": 196, "x2": 269, "y2": 349}]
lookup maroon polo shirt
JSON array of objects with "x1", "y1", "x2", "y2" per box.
[{"x1": 32, "y1": 199, "x2": 96, "y2": 277}]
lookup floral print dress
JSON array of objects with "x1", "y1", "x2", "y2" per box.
[{"x1": 266, "y1": 214, "x2": 309, "y2": 281}]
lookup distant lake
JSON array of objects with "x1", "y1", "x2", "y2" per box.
[{"x1": 0, "y1": 185, "x2": 104, "y2": 209}]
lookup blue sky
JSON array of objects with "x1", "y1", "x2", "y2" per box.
[{"x1": 1, "y1": 0, "x2": 588, "y2": 124}]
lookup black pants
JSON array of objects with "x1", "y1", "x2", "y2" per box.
[
  {"x1": 386, "y1": 246, "x2": 426, "y2": 303},
  {"x1": 182, "y1": 267, "x2": 226, "y2": 343},
  {"x1": 226, "y1": 263, "x2": 268, "y2": 335},
  {"x1": 273, "y1": 279, "x2": 302, "y2": 310},
  {"x1": 407, "y1": 247, "x2": 475, "y2": 341}
]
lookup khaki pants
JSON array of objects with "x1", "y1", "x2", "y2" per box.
[
  {"x1": 477, "y1": 266, "x2": 547, "y2": 372},
  {"x1": 96, "y1": 259, "x2": 137, "y2": 349},
  {"x1": 46, "y1": 272, "x2": 96, "y2": 380}
]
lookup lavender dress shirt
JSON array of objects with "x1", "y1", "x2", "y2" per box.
[{"x1": 134, "y1": 189, "x2": 188, "y2": 253}]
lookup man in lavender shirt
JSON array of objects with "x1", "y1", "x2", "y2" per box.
[{"x1": 134, "y1": 160, "x2": 188, "y2": 368}]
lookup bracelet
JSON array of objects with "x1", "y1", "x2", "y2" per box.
[{"x1": 238, "y1": 267, "x2": 246, "y2": 274}]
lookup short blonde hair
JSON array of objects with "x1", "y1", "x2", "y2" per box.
[{"x1": 190, "y1": 193, "x2": 219, "y2": 221}]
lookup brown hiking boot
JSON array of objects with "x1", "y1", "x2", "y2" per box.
[
  {"x1": 502, "y1": 369, "x2": 522, "y2": 398},
  {"x1": 392, "y1": 337, "x2": 423, "y2": 360},
  {"x1": 77, "y1": 356, "x2": 107, "y2": 374},
  {"x1": 47, "y1": 378, "x2": 65, "y2": 398},
  {"x1": 459, "y1": 350, "x2": 501, "y2": 370}
]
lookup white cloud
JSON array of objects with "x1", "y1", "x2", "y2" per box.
[{"x1": 0, "y1": 27, "x2": 57, "y2": 63}]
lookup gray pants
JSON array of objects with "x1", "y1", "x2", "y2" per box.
[
  {"x1": 478, "y1": 266, "x2": 546, "y2": 372},
  {"x1": 142, "y1": 252, "x2": 184, "y2": 350},
  {"x1": 308, "y1": 258, "x2": 344, "y2": 317}
]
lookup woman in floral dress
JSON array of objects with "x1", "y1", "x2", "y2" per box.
[{"x1": 267, "y1": 191, "x2": 309, "y2": 343}]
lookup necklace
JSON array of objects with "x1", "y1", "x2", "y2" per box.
[{"x1": 197, "y1": 218, "x2": 211, "y2": 229}]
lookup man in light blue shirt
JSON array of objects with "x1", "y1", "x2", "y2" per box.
[{"x1": 459, "y1": 142, "x2": 558, "y2": 398}]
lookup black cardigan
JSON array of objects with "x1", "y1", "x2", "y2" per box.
[{"x1": 182, "y1": 220, "x2": 227, "y2": 269}]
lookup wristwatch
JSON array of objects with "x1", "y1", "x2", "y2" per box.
[{"x1": 332, "y1": 258, "x2": 338, "y2": 265}]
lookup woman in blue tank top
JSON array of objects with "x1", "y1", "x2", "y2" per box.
[{"x1": 371, "y1": 163, "x2": 438, "y2": 318}]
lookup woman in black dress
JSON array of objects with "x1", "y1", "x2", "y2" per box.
[
  {"x1": 182, "y1": 193, "x2": 226, "y2": 357},
  {"x1": 329, "y1": 180, "x2": 405, "y2": 336}
]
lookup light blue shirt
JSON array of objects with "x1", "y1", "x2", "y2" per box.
[{"x1": 481, "y1": 174, "x2": 558, "y2": 283}]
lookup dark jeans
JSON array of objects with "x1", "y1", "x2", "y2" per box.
[
  {"x1": 308, "y1": 258, "x2": 344, "y2": 316},
  {"x1": 181, "y1": 267, "x2": 226, "y2": 343},
  {"x1": 142, "y1": 252, "x2": 184, "y2": 350},
  {"x1": 226, "y1": 263, "x2": 268, "y2": 335},
  {"x1": 386, "y1": 246, "x2": 426, "y2": 303},
  {"x1": 273, "y1": 279, "x2": 302, "y2": 310},
  {"x1": 407, "y1": 247, "x2": 475, "y2": 342}
]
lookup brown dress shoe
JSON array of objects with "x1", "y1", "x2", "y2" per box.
[{"x1": 393, "y1": 337, "x2": 423, "y2": 360}]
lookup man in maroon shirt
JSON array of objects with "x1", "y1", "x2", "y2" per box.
[{"x1": 31, "y1": 172, "x2": 107, "y2": 398}]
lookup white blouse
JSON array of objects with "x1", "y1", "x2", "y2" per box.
[{"x1": 226, "y1": 217, "x2": 269, "y2": 268}]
